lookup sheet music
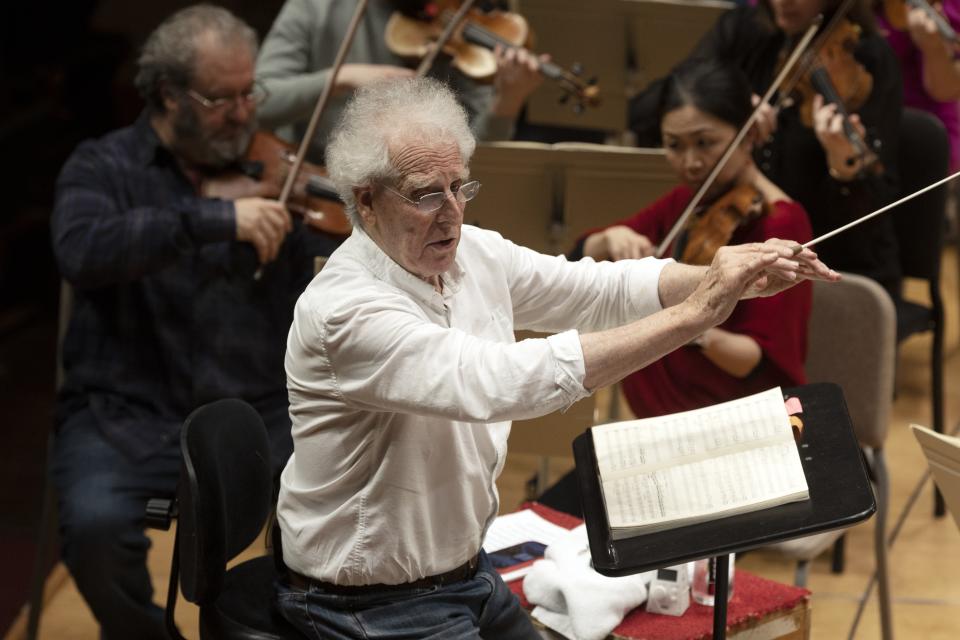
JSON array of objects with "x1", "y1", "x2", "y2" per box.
[
  {"x1": 591, "y1": 388, "x2": 809, "y2": 534},
  {"x1": 483, "y1": 509, "x2": 571, "y2": 554}
]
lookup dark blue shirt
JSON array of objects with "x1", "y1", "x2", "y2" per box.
[{"x1": 51, "y1": 113, "x2": 339, "y2": 460}]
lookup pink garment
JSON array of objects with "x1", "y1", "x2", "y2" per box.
[{"x1": 877, "y1": 1, "x2": 960, "y2": 169}]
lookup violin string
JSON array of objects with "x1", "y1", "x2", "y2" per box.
[
  {"x1": 803, "y1": 168, "x2": 960, "y2": 248},
  {"x1": 654, "y1": 20, "x2": 820, "y2": 258}
]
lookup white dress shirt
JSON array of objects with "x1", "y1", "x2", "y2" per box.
[{"x1": 279, "y1": 224, "x2": 669, "y2": 585}]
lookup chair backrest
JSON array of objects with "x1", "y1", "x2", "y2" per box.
[
  {"x1": 622, "y1": 0, "x2": 733, "y2": 92},
  {"x1": 805, "y1": 274, "x2": 896, "y2": 449},
  {"x1": 556, "y1": 143, "x2": 675, "y2": 240},
  {"x1": 893, "y1": 107, "x2": 949, "y2": 282},
  {"x1": 468, "y1": 142, "x2": 560, "y2": 253},
  {"x1": 177, "y1": 399, "x2": 273, "y2": 605}
]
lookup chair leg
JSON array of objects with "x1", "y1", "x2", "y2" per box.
[
  {"x1": 831, "y1": 533, "x2": 846, "y2": 574},
  {"x1": 933, "y1": 306, "x2": 946, "y2": 516},
  {"x1": 165, "y1": 529, "x2": 187, "y2": 640},
  {"x1": 872, "y1": 448, "x2": 894, "y2": 640},
  {"x1": 26, "y1": 438, "x2": 58, "y2": 640},
  {"x1": 794, "y1": 560, "x2": 810, "y2": 587}
]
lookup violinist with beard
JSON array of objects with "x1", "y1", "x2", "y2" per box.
[{"x1": 49, "y1": 6, "x2": 336, "y2": 638}]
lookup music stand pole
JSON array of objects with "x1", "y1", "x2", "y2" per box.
[{"x1": 713, "y1": 554, "x2": 730, "y2": 640}]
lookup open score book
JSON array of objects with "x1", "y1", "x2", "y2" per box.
[{"x1": 592, "y1": 387, "x2": 810, "y2": 540}]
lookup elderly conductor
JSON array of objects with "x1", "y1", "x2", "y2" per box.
[{"x1": 274, "y1": 77, "x2": 837, "y2": 639}]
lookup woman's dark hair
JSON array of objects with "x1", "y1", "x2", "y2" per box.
[
  {"x1": 658, "y1": 58, "x2": 754, "y2": 131},
  {"x1": 756, "y1": 0, "x2": 877, "y2": 35}
]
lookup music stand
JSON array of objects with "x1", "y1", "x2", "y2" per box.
[
  {"x1": 911, "y1": 423, "x2": 960, "y2": 532},
  {"x1": 573, "y1": 382, "x2": 876, "y2": 639}
]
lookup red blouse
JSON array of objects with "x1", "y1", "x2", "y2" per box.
[{"x1": 593, "y1": 185, "x2": 813, "y2": 418}]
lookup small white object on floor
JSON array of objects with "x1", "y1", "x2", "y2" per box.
[{"x1": 523, "y1": 525, "x2": 655, "y2": 640}]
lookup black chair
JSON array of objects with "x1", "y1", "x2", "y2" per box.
[
  {"x1": 893, "y1": 107, "x2": 949, "y2": 517},
  {"x1": 146, "y1": 399, "x2": 305, "y2": 640}
]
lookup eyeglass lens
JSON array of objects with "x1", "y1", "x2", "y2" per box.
[{"x1": 417, "y1": 181, "x2": 481, "y2": 213}]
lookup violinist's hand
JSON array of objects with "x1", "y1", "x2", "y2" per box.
[
  {"x1": 751, "y1": 93, "x2": 778, "y2": 142},
  {"x1": 333, "y1": 64, "x2": 416, "y2": 97},
  {"x1": 742, "y1": 238, "x2": 840, "y2": 299},
  {"x1": 811, "y1": 94, "x2": 867, "y2": 181},
  {"x1": 907, "y1": 4, "x2": 952, "y2": 58},
  {"x1": 492, "y1": 45, "x2": 545, "y2": 118},
  {"x1": 235, "y1": 197, "x2": 293, "y2": 264},
  {"x1": 603, "y1": 226, "x2": 655, "y2": 260}
]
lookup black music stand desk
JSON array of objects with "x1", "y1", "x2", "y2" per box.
[{"x1": 573, "y1": 382, "x2": 876, "y2": 639}]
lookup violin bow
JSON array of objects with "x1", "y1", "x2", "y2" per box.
[
  {"x1": 416, "y1": 0, "x2": 479, "y2": 77},
  {"x1": 655, "y1": 18, "x2": 822, "y2": 258},
  {"x1": 251, "y1": 0, "x2": 368, "y2": 279},
  {"x1": 277, "y1": 0, "x2": 370, "y2": 207},
  {"x1": 803, "y1": 168, "x2": 960, "y2": 248}
]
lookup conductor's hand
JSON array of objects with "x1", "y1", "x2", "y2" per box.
[
  {"x1": 235, "y1": 197, "x2": 293, "y2": 264},
  {"x1": 603, "y1": 226, "x2": 655, "y2": 260},
  {"x1": 688, "y1": 240, "x2": 838, "y2": 325},
  {"x1": 743, "y1": 238, "x2": 840, "y2": 299}
]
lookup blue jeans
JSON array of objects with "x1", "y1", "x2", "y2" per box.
[
  {"x1": 52, "y1": 404, "x2": 292, "y2": 640},
  {"x1": 275, "y1": 551, "x2": 540, "y2": 640}
]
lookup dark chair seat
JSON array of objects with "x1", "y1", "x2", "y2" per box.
[{"x1": 200, "y1": 556, "x2": 303, "y2": 640}]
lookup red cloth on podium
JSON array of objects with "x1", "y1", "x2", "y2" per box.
[{"x1": 506, "y1": 503, "x2": 810, "y2": 640}]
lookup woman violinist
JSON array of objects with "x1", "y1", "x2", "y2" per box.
[
  {"x1": 538, "y1": 60, "x2": 813, "y2": 517},
  {"x1": 572, "y1": 59, "x2": 813, "y2": 418},
  {"x1": 875, "y1": 0, "x2": 960, "y2": 168},
  {"x1": 630, "y1": 0, "x2": 904, "y2": 298}
]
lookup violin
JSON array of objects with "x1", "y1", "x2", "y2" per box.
[
  {"x1": 678, "y1": 184, "x2": 767, "y2": 265},
  {"x1": 883, "y1": 0, "x2": 960, "y2": 43},
  {"x1": 203, "y1": 131, "x2": 352, "y2": 237},
  {"x1": 780, "y1": 16, "x2": 882, "y2": 172},
  {"x1": 384, "y1": 1, "x2": 601, "y2": 112}
]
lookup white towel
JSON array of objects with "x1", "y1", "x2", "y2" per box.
[{"x1": 522, "y1": 525, "x2": 654, "y2": 640}]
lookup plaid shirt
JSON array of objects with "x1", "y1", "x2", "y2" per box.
[{"x1": 51, "y1": 112, "x2": 338, "y2": 460}]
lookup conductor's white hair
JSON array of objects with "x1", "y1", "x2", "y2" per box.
[{"x1": 326, "y1": 77, "x2": 476, "y2": 225}]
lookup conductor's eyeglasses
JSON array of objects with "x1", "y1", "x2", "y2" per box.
[{"x1": 383, "y1": 180, "x2": 481, "y2": 214}]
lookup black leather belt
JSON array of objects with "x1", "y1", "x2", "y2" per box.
[{"x1": 287, "y1": 553, "x2": 480, "y2": 595}]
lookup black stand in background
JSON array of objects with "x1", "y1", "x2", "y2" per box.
[{"x1": 573, "y1": 383, "x2": 876, "y2": 640}]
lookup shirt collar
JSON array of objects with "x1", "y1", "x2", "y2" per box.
[
  {"x1": 349, "y1": 225, "x2": 465, "y2": 308},
  {"x1": 132, "y1": 110, "x2": 175, "y2": 168}
]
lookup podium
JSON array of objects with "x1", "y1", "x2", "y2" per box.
[{"x1": 573, "y1": 383, "x2": 876, "y2": 638}]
